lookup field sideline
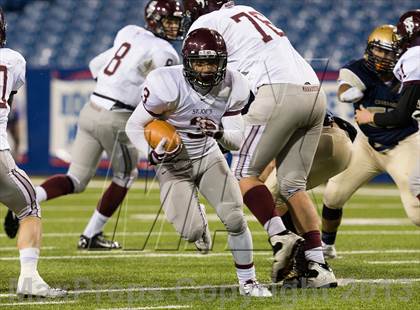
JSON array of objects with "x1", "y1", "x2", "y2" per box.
[{"x1": 0, "y1": 178, "x2": 419, "y2": 309}]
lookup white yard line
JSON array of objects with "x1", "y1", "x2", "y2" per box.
[
  {"x1": 0, "y1": 246, "x2": 55, "y2": 252},
  {"x1": 0, "y1": 300, "x2": 75, "y2": 307},
  {"x1": 27, "y1": 216, "x2": 412, "y2": 226},
  {"x1": 97, "y1": 306, "x2": 191, "y2": 310},
  {"x1": 340, "y1": 249, "x2": 420, "y2": 255},
  {"x1": 338, "y1": 278, "x2": 420, "y2": 285},
  {"x1": 1, "y1": 278, "x2": 420, "y2": 299},
  {"x1": 1, "y1": 249, "x2": 419, "y2": 261},
  {"x1": 128, "y1": 214, "x2": 411, "y2": 226},
  {"x1": 367, "y1": 260, "x2": 420, "y2": 265},
  {"x1": 1, "y1": 229, "x2": 418, "y2": 239}
]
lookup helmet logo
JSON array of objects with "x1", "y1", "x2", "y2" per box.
[
  {"x1": 146, "y1": 0, "x2": 158, "y2": 17},
  {"x1": 196, "y1": 0, "x2": 206, "y2": 8},
  {"x1": 403, "y1": 16, "x2": 415, "y2": 35}
]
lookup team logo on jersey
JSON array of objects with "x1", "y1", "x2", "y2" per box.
[{"x1": 403, "y1": 16, "x2": 415, "y2": 35}]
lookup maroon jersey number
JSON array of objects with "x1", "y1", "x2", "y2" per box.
[
  {"x1": 0, "y1": 65, "x2": 8, "y2": 108},
  {"x1": 230, "y1": 11, "x2": 284, "y2": 43},
  {"x1": 104, "y1": 42, "x2": 132, "y2": 76}
]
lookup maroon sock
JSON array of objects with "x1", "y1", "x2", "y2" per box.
[
  {"x1": 235, "y1": 262, "x2": 254, "y2": 269},
  {"x1": 303, "y1": 230, "x2": 322, "y2": 251},
  {"x1": 417, "y1": 194, "x2": 420, "y2": 202},
  {"x1": 97, "y1": 182, "x2": 128, "y2": 217},
  {"x1": 41, "y1": 174, "x2": 74, "y2": 200},
  {"x1": 243, "y1": 185, "x2": 279, "y2": 226}
]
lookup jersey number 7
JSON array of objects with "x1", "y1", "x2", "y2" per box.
[{"x1": 230, "y1": 11, "x2": 284, "y2": 43}]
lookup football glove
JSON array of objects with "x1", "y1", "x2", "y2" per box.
[
  {"x1": 148, "y1": 138, "x2": 182, "y2": 165},
  {"x1": 339, "y1": 87, "x2": 364, "y2": 103},
  {"x1": 196, "y1": 117, "x2": 223, "y2": 139}
]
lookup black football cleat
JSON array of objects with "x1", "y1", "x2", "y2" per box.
[
  {"x1": 4, "y1": 210, "x2": 20, "y2": 238},
  {"x1": 77, "y1": 232, "x2": 121, "y2": 250}
]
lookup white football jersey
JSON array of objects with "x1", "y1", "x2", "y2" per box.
[
  {"x1": 0, "y1": 48, "x2": 26, "y2": 151},
  {"x1": 394, "y1": 46, "x2": 420, "y2": 86},
  {"x1": 142, "y1": 65, "x2": 249, "y2": 159},
  {"x1": 188, "y1": 4, "x2": 319, "y2": 94},
  {"x1": 89, "y1": 25, "x2": 180, "y2": 110}
]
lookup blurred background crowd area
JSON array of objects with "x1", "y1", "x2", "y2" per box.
[{"x1": 2, "y1": 0, "x2": 418, "y2": 71}]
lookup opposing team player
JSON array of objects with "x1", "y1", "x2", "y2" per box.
[
  {"x1": 393, "y1": 10, "x2": 420, "y2": 202},
  {"x1": 183, "y1": 0, "x2": 337, "y2": 287},
  {"x1": 321, "y1": 24, "x2": 420, "y2": 259},
  {"x1": 126, "y1": 28, "x2": 271, "y2": 297},
  {"x1": 0, "y1": 7, "x2": 66, "y2": 297},
  {"x1": 29, "y1": 0, "x2": 182, "y2": 249}
]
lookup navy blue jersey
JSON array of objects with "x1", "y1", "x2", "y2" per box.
[{"x1": 343, "y1": 59, "x2": 418, "y2": 151}]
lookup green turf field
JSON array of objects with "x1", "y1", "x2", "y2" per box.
[{"x1": 0, "y1": 179, "x2": 419, "y2": 309}]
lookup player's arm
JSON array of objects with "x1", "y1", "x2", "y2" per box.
[
  {"x1": 126, "y1": 69, "x2": 176, "y2": 158},
  {"x1": 373, "y1": 83, "x2": 420, "y2": 127},
  {"x1": 89, "y1": 48, "x2": 114, "y2": 79},
  {"x1": 126, "y1": 103, "x2": 155, "y2": 158},
  {"x1": 337, "y1": 68, "x2": 365, "y2": 103},
  {"x1": 218, "y1": 112, "x2": 245, "y2": 151},
  {"x1": 9, "y1": 53, "x2": 26, "y2": 109}
]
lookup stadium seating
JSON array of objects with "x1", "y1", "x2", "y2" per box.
[{"x1": 3, "y1": 0, "x2": 418, "y2": 70}]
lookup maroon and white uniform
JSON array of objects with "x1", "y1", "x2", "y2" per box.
[
  {"x1": 188, "y1": 3, "x2": 326, "y2": 199},
  {"x1": 65, "y1": 25, "x2": 179, "y2": 193},
  {"x1": 394, "y1": 45, "x2": 420, "y2": 201},
  {"x1": 0, "y1": 48, "x2": 39, "y2": 219},
  {"x1": 126, "y1": 64, "x2": 250, "y2": 253}
]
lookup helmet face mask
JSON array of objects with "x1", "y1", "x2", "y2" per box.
[
  {"x1": 185, "y1": 55, "x2": 227, "y2": 89},
  {"x1": 364, "y1": 25, "x2": 400, "y2": 76},
  {"x1": 145, "y1": 0, "x2": 184, "y2": 41},
  {"x1": 182, "y1": 28, "x2": 227, "y2": 92}
]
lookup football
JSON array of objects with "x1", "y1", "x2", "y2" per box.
[{"x1": 144, "y1": 120, "x2": 182, "y2": 152}]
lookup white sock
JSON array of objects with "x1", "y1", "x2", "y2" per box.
[
  {"x1": 236, "y1": 266, "x2": 256, "y2": 284},
  {"x1": 19, "y1": 248, "x2": 39, "y2": 275},
  {"x1": 35, "y1": 186, "x2": 47, "y2": 203},
  {"x1": 83, "y1": 209, "x2": 109, "y2": 238},
  {"x1": 263, "y1": 216, "x2": 286, "y2": 237},
  {"x1": 304, "y1": 246, "x2": 325, "y2": 264}
]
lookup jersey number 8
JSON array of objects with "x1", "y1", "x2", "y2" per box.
[{"x1": 104, "y1": 42, "x2": 132, "y2": 76}]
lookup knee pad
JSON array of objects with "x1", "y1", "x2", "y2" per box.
[
  {"x1": 66, "y1": 173, "x2": 88, "y2": 193},
  {"x1": 323, "y1": 182, "x2": 347, "y2": 210},
  {"x1": 278, "y1": 176, "x2": 306, "y2": 201},
  {"x1": 218, "y1": 203, "x2": 246, "y2": 235},
  {"x1": 112, "y1": 168, "x2": 138, "y2": 188}
]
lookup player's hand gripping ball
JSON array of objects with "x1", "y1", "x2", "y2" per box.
[{"x1": 144, "y1": 120, "x2": 182, "y2": 164}]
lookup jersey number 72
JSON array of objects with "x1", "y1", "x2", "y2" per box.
[{"x1": 230, "y1": 11, "x2": 284, "y2": 43}]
